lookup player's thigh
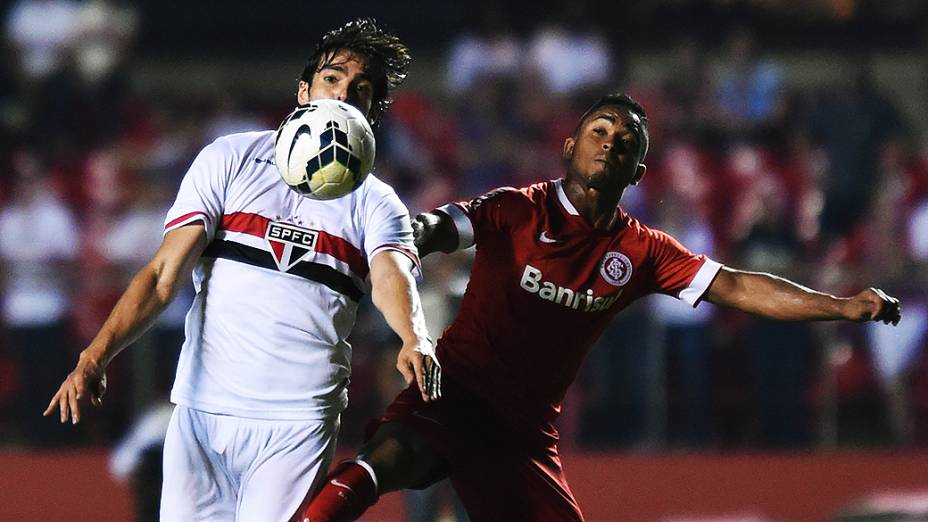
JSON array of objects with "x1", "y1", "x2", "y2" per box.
[
  {"x1": 452, "y1": 449, "x2": 584, "y2": 522},
  {"x1": 160, "y1": 406, "x2": 237, "y2": 521},
  {"x1": 236, "y1": 416, "x2": 340, "y2": 522},
  {"x1": 361, "y1": 421, "x2": 449, "y2": 493}
]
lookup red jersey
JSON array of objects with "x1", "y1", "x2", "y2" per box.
[{"x1": 434, "y1": 179, "x2": 721, "y2": 428}]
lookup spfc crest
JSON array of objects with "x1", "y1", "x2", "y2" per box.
[{"x1": 265, "y1": 221, "x2": 319, "y2": 272}]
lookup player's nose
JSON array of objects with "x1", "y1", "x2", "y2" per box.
[{"x1": 331, "y1": 86, "x2": 348, "y2": 102}]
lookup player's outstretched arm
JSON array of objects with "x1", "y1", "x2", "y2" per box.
[
  {"x1": 412, "y1": 211, "x2": 458, "y2": 257},
  {"x1": 704, "y1": 267, "x2": 901, "y2": 324},
  {"x1": 370, "y1": 250, "x2": 441, "y2": 401},
  {"x1": 44, "y1": 225, "x2": 208, "y2": 424}
]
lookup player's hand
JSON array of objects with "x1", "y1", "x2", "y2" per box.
[
  {"x1": 396, "y1": 337, "x2": 442, "y2": 402},
  {"x1": 843, "y1": 288, "x2": 901, "y2": 325},
  {"x1": 412, "y1": 211, "x2": 457, "y2": 257},
  {"x1": 43, "y1": 352, "x2": 108, "y2": 424},
  {"x1": 411, "y1": 213, "x2": 437, "y2": 250}
]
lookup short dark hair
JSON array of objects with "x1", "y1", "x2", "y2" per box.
[
  {"x1": 300, "y1": 18, "x2": 411, "y2": 129},
  {"x1": 576, "y1": 93, "x2": 650, "y2": 162}
]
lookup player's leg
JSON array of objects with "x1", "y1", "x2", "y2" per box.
[
  {"x1": 235, "y1": 416, "x2": 339, "y2": 522},
  {"x1": 160, "y1": 406, "x2": 238, "y2": 521},
  {"x1": 295, "y1": 422, "x2": 448, "y2": 522},
  {"x1": 451, "y1": 445, "x2": 584, "y2": 521}
]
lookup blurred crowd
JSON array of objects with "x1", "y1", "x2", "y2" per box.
[{"x1": 1, "y1": 0, "x2": 928, "y2": 462}]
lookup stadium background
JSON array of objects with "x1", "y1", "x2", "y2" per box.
[{"x1": 1, "y1": 0, "x2": 928, "y2": 520}]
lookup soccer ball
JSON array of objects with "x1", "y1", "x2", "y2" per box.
[{"x1": 274, "y1": 99, "x2": 375, "y2": 200}]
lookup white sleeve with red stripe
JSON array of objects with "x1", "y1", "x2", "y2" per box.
[
  {"x1": 163, "y1": 137, "x2": 236, "y2": 241},
  {"x1": 362, "y1": 179, "x2": 421, "y2": 279}
]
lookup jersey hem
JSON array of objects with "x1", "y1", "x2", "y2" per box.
[
  {"x1": 164, "y1": 212, "x2": 211, "y2": 238},
  {"x1": 370, "y1": 244, "x2": 422, "y2": 279},
  {"x1": 170, "y1": 394, "x2": 346, "y2": 421}
]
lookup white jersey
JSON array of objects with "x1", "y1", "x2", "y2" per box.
[{"x1": 163, "y1": 130, "x2": 419, "y2": 421}]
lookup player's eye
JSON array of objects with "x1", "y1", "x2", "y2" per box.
[
  {"x1": 592, "y1": 127, "x2": 606, "y2": 136},
  {"x1": 355, "y1": 83, "x2": 372, "y2": 95},
  {"x1": 323, "y1": 75, "x2": 339, "y2": 84}
]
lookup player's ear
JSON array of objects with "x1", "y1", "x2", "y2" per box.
[
  {"x1": 630, "y1": 163, "x2": 647, "y2": 186},
  {"x1": 562, "y1": 137, "x2": 575, "y2": 161},
  {"x1": 297, "y1": 80, "x2": 310, "y2": 105}
]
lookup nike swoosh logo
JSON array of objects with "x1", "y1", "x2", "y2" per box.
[
  {"x1": 331, "y1": 479, "x2": 354, "y2": 493},
  {"x1": 539, "y1": 231, "x2": 560, "y2": 244}
]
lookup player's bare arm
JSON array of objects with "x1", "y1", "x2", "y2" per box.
[
  {"x1": 369, "y1": 250, "x2": 441, "y2": 401},
  {"x1": 704, "y1": 267, "x2": 902, "y2": 324},
  {"x1": 412, "y1": 211, "x2": 458, "y2": 257},
  {"x1": 44, "y1": 224, "x2": 208, "y2": 424}
]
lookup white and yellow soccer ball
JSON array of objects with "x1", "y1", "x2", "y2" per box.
[{"x1": 274, "y1": 99, "x2": 375, "y2": 200}]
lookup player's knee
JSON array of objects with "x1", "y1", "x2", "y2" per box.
[{"x1": 359, "y1": 423, "x2": 444, "y2": 493}]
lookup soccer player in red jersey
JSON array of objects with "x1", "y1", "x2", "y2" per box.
[{"x1": 294, "y1": 93, "x2": 902, "y2": 521}]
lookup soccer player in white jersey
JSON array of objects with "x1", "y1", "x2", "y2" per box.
[{"x1": 44, "y1": 18, "x2": 440, "y2": 522}]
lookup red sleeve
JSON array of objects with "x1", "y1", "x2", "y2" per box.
[
  {"x1": 436, "y1": 186, "x2": 525, "y2": 250},
  {"x1": 647, "y1": 227, "x2": 719, "y2": 301}
]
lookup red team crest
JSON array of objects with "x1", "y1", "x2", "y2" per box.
[
  {"x1": 265, "y1": 221, "x2": 319, "y2": 272},
  {"x1": 600, "y1": 251, "x2": 633, "y2": 286}
]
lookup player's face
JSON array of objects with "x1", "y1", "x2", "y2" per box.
[
  {"x1": 563, "y1": 106, "x2": 646, "y2": 192},
  {"x1": 297, "y1": 50, "x2": 375, "y2": 117}
]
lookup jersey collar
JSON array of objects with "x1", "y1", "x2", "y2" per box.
[
  {"x1": 554, "y1": 178, "x2": 631, "y2": 232},
  {"x1": 555, "y1": 179, "x2": 580, "y2": 216}
]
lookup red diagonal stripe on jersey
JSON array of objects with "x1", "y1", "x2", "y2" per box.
[
  {"x1": 220, "y1": 211, "x2": 368, "y2": 279},
  {"x1": 165, "y1": 211, "x2": 210, "y2": 230}
]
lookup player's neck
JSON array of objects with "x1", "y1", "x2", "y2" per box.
[{"x1": 563, "y1": 179, "x2": 624, "y2": 230}]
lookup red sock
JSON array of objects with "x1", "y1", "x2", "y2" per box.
[{"x1": 294, "y1": 461, "x2": 378, "y2": 522}]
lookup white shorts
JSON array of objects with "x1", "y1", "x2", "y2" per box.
[{"x1": 160, "y1": 405, "x2": 339, "y2": 522}]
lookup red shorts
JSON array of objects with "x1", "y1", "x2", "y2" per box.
[{"x1": 367, "y1": 379, "x2": 584, "y2": 521}]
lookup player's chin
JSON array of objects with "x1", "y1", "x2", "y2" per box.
[{"x1": 586, "y1": 169, "x2": 621, "y2": 191}]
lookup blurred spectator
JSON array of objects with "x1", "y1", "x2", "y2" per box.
[
  {"x1": 731, "y1": 156, "x2": 815, "y2": 448},
  {"x1": 648, "y1": 190, "x2": 718, "y2": 447},
  {"x1": 911, "y1": 198, "x2": 928, "y2": 262},
  {"x1": 808, "y1": 61, "x2": 906, "y2": 242},
  {"x1": 0, "y1": 149, "x2": 79, "y2": 446},
  {"x1": 711, "y1": 26, "x2": 785, "y2": 135},
  {"x1": 454, "y1": 77, "x2": 516, "y2": 195},
  {"x1": 70, "y1": 147, "x2": 138, "y2": 437},
  {"x1": 445, "y1": 3, "x2": 521, "y2": 95},
  {"x1": 527, "y1": 0, "x2": 613, "y2": 97},
  {"x1": 203, "y1": 92, "x2": 266, "y2": 142},
  {"x1": 380, "y1": 92, "x2": 459, "y2": 203},
  {"x1": 578, "y1": 301, "x2": 659, "y2": 448},
  {"x1": 660, "y1": 38, "x2": 715, "y2": 141},
  {"x1": 867, "y1": 302, "x2": 927, "y2": 445},
  {"x1": 72, "y1": 0, "x2": 137, "y2": 86},
  {"x1": 4, "y1": 0, "x2": 79, "y2": 82}
]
